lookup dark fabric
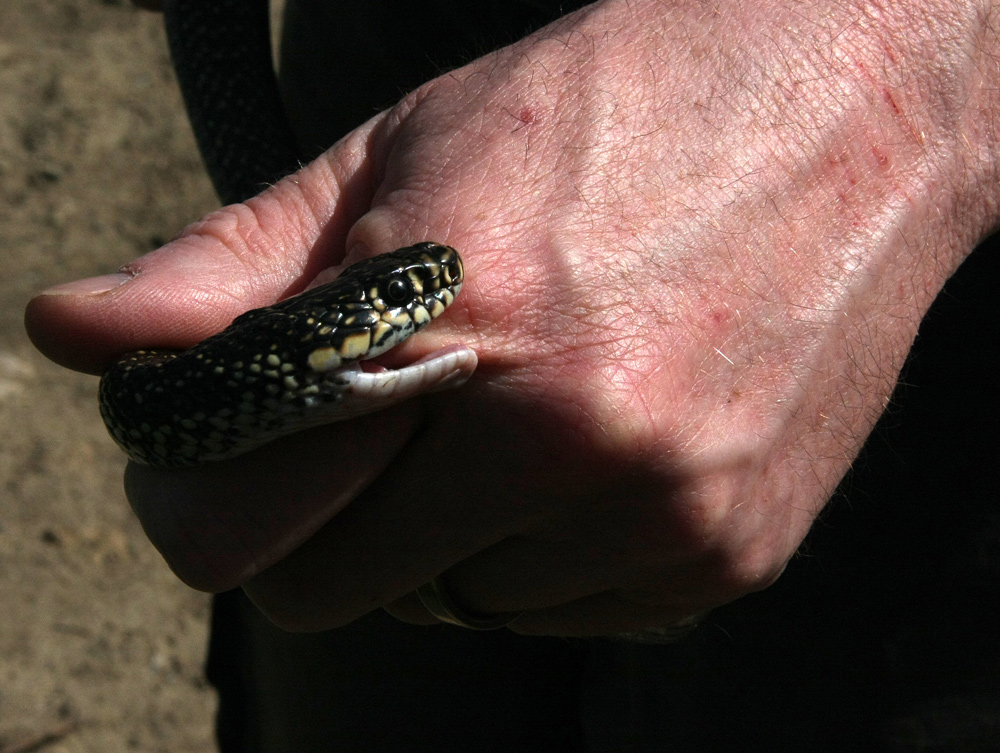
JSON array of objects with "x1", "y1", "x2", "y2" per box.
[{"x1": 206, "y1": 1, "x2": 1000, "y2": 750}]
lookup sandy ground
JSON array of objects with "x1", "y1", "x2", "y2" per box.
[
  {"x1": 1, "y1": 2, "x2": 222, "y2": 750},
  {"x1": 4, "y1": 3, "x2": 1000, "y2": 752}
]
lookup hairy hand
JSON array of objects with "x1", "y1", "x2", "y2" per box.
[{"x1": 26, "y1": 0, "x2": 998, "y2": 635}]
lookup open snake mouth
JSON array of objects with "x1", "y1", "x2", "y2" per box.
[{"x1": 339, "y1": 344, "x2": 478, "y2": 411}]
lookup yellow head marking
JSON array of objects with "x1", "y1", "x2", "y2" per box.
[
  {"x1": 307, "y1": 347, "x2": 342, "y2": 372},
  {"x1": 337, "y1": 330, "x2": 373, "y2": 361}
]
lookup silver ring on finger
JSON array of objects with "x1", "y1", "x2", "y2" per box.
[{"x1": 416, "y1": 576, "x2": 522, "y2": 631}]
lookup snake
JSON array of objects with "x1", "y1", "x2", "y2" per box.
[
  {"x1": 98, "y1": 0, "x2": 475, "y2": 467},
  {"x1": 99, "y1": 243, "x2": 473, "y2": 467}
]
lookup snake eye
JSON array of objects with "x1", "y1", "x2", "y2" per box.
[
  {"x1": 384, "y1": 276, "x2": 412, "y2": 305},
  {"x1": 445, "y1": 259, "x2": 461, "y2": 284}
]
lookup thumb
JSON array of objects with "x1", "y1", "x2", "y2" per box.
[{"x1": 24, "y1": 124, "x2": 382, "y2": 375}]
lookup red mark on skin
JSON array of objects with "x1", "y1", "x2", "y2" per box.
[
  {"x1": 871, "y1": 144, "x2": 889, "y2": 168},
  {"x1": 883, "y1": 88, "x2": 901, "y2": 115},
  {"x1": 882, "y1": 87, "x2": 922, "y2": 143},
  {"x1": 508, "y1": 105, "x2": 539, "y2": 132}
]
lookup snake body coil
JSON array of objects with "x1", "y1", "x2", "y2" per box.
[{"x1": 99, "y1": 243, "x2": 466, "y2": 467}]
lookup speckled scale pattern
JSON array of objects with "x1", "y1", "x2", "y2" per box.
[
  {"x1": 163, "y1": 0, "x2": 301, "y2": 205},
  {"x1": 99, "y1": 243, "x2": 464, "y2": 467}
]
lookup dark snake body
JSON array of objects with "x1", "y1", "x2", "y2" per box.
[{"x1": 163, "y1": 0, "x2": 301, "y2": 205}]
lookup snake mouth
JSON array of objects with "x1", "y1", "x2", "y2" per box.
[
  {"x1": 331, "y1": 344, "x2": 478, "y2": 416},
  {"x1": 355, "y1": 342, "x2": 476, "y2": 376},
  {"x1": 358, "y1": 360, "x2": 390, "y2": 374},
  {"x1": 355, "y1": 333, "x2": 462, "y2": 370}
]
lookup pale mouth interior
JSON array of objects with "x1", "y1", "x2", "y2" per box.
[
  {"x1": 356, "y1": 342, "x2": 472, "y2": 374},
  {"x1": 324, "y1": 344, "x2": 478, "y2": 418}
]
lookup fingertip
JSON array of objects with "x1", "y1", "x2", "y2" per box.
[
  {"x1": 23, "y1": 260, "x2": 218, "y2": 374},
  {"x1": 24, "y1": 147, "x2": 368, "y2": 376},
  {"x1": 24, "y1": 291, "x2": 121, "y2": 375}
]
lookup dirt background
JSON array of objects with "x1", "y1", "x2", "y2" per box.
[
  {"x1": 2, "y1": 2, "x2": 1000, "y2": 752},
  {"x1": 2, "y1": 1, "x2": 224, "y2": 750}
]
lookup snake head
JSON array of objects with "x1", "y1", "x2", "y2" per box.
[{"x1": 289, "y1": 242, "x2": 465, "y2": 372}]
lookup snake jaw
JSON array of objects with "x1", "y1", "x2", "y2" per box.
[{"x1": 334, "y1": 344, "x2": 478, "y2": 418}]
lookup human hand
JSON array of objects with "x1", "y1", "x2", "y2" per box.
[{"x1": 25, "y1": 0, "x2": 998, "y2": 636}]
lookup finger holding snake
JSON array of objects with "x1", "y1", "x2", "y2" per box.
[{"x1": 26, "y1": 0, "x2": 990, "y2": 637}]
